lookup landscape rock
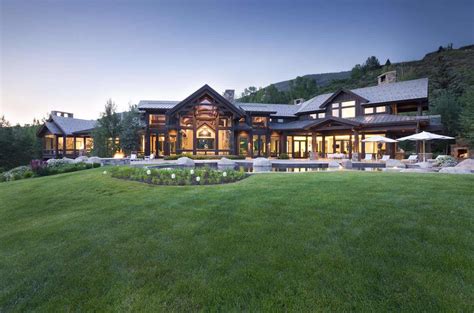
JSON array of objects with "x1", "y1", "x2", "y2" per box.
[
  {"x1": 327, "y1": 161, "x2": 340, "y2": 168},
  {"x1": 253, "y1": 157, "x2": 271, "y2": 167},
  {"x1": 341, "y1": 160, "x2": 352, "y2": 169},
  {"x1": 217, "y1": 157, "x2": 236, "y2": 169},
  {"x1": 439, "y1": 167, "x2": 472, "y2": 174},
  {"x1": 47, "y1": 158, "x2": 74, "y2": 166},
  {"x1": 176, "y1": 157, "x2": 195, "y2": 167},
  {"x1": 74, "y1": 156, "x2": 89, "y2": 163},
  {"x1": 385, "y1": 159, "x2": 406, "y2": 168},
  {"x1": 455, "y1": 158, "x2": 474, "y2": 170},
  {"x1": 87, "y1": 156, "x2": 101, "y2": 164}
]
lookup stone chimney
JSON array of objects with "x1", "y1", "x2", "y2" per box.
[
  {"x1": 51, "y1": 110, "x2": 74, "y2": 118},
  {"x1": 223, "y1": 89, "x2": 235, "y2": 102},
  {"x1": 378, "y1": 71, "x2": 397, "y2": 85},
  {"x1": 293, "y1": 98, "x2": 305, "y2": 105}
]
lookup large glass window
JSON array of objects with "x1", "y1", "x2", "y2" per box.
[
  {"x1": 332, "y1": 101, "x2": 356, "y2": 118},
  {"x1": 180, "y1": 129, "x2": 194, "y2": 150},
  {"x1": 218, "y1": 130, "x2": 231, "y2": 150},
  {"x1": 341, "y1": 107, "x2": 356, "y2": 118},
  {"x1": 239, "y1": 134, "x2": 249, "y2": 155},
  {"x1": 196, "y1": 125, "x2": 215, "y2": 150}
]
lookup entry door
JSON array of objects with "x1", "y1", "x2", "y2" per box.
[{"x1": 294, "y1": 140, "x2": 307, "y2": 158}]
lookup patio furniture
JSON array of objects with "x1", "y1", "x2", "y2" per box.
[
  {"x1": 363, "y1": 154, "x2": 373, "y2": 162},
  {"x1": 403, "y1": 155, "x2": 418, "y2": 163},
  {"x1": 381, "y1": 155, "x2": 390, "y2": 161},
  {"x1": 130, "y1": 153, "x2": 137, "y2": 161},
  {"x1": 397, "y1": 131, "x2": 454, "y2": 162}
]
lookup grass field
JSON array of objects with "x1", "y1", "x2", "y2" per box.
[{"x1": 0, "y1": 168, "x2": 473, "y2": 312}]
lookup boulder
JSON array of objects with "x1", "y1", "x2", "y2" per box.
[
  {"x1": 217, "y1": 157, "x2": 236, "y2": 169},
  {"x1": 341, "y1": 160, "x2": 352, "y2": 169},
  {"x1": 327, "y1": 161, "x2": 340, "y2": 168},
  {"x1": 253, "y1": 157, "x2": 271, "y2": 167},
  {"x1": 176, "y1": 157, "x2": 195, "y2": 167},
  {"x1": 439, "y1": 167, "x2": 472, "y2": 174},
  {"x1": 385, "y1": 159, "x2": 406, "y2": 168},
  {"x1": 47, "y1": 158, "x2": 74, "y2": 166},
  {"x1": 74, "y1": 156, "x2": 89, "y2": 163},
  {"x1": 87, "y1": 156, "x2": 101, "y2": 164},
  {"x1": 455, "y1": 158, "x2": 474, "y2": 170}
]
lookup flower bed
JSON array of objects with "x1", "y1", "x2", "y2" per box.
[
  {"x1": 109, "y1": 166, "x2": 248, "y2": 185},
  {"x1": 0, "y1": 160, "x2": 101, "y2": 182}
]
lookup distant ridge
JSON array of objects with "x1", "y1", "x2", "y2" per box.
[{"x1": 272, "y1": 71, "x2": 351, "y2": 91}]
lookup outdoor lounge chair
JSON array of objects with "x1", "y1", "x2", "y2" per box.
[
  {"x1": 363, "y1": 154, "x2": 373, "y2": 161},
  {"x1": 130, "y1": 153, "x2": 137, "y2": 161},
  {"x1": 381, "y1": 155, "x2": 390, "y2": 161},
  {"x1": 403, "y1": 155, "x2": 418, "y2": 163}
]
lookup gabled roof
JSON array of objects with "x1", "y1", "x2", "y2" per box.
[
  {"x1": 167, "y1": 84, "x2": 244, "y2": 117},
  {"x1": 352, "y1": 78, "x2": 428, "y2": 105},
  {"x1": 297, "y1": 78, "x2": 428, "y2": 114},
  {"x1": 50, "y1": 115, "x2": 96, "y2": 135}
]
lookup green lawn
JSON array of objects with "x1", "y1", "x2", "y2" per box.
[{"x1": 0, "y1": 169, "x2": 473, "y2": 312}]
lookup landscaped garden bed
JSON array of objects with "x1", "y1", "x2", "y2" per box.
[
  {"x1": 0, "y1": 159, "x2": 101, "y2": 182},
  {"x1": 109, "y1": 166, "x2": 248, "y2": 185}
]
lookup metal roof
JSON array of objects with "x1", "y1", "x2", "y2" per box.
[
  {"x1": 137, "y1": 100, "x2": 180, "y2": 110},
  {"x1": 297, "y1": 78, "x2": 428, "y2": 113},
  {"x1": 51, "y1": 115, "x2": 96, "y2": 135},
  {"x1": 237, "y1": 103, "x2": 300, "y2": 117}
]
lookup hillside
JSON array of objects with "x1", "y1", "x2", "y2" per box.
[
  {"x1": 273, "y1": 70, "x2": 351, "y2": 91},
  {"x1": 239, "y1": 44, "x2": 474, "y2": 103}
]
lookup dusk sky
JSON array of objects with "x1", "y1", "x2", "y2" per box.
[{"x1": 1, "y1": 0, "x2": 473, "y2": 125}]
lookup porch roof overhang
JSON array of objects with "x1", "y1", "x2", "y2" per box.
[{"x1": 303, "y1": 116, "x2": 362, "y2": 130}]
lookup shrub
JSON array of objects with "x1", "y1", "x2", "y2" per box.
[
  {"x1": 109, "y1": 166, "x2": 248, "y2": 186},
  {"x1": 1, "y1": 166, "x2": 34, "y2": 182},
  {"x1": 278, "y1": 153, "x2": 290, "y2": 159},
  {"x1": 433, "y1": 155, "x2": 458, "y2": 167}
]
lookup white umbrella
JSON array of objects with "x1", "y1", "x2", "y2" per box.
[
  {"x1": 362, "y1": 135, "x2": 398, "y2": 160},
  {"x1": 397, "y1": 131, "x2": 454, "y2": 162}
]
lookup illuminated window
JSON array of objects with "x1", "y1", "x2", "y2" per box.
[
  {"x1": 332, "y1": 101, "x2": 355, "y2": 118},
  {"x1": 341, "y1": 101, "x2": 355, "y2": 107},
  {"x1": 310, "y1": 114, "x2": 317, "y2": 119},
  {"x1": 376, "y1": 106, "x2": 386, "y2": 113},
  {"x1": 149, "y1": 114, "x2": 165, "y2": 127},
  {"x1": 341, "y1": 107, "x2": 356, "y2": 118},
  {"x1": 252, "y1": 116, "x2": 267, "y2": 127},
  {"x1": 364, "y1": 107, "x2": 374, "y2": 114}
]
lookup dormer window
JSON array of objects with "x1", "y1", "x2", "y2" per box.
[{"x1": 331, "y1": 101, "x2": 355, "y2": 118}]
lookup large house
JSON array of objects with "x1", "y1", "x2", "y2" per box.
[{"x1": 38, "y1": 72, "x2": 442, "y2": 160}]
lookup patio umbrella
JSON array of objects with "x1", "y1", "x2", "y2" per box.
[
  {"x1": 362, "y1": 135, "x2": 398, "y2": 160},
  {"x1": 397, "y1": 131, "x2": 454, "y2": 162}
]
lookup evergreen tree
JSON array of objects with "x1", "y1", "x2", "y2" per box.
[
  {"x1": 384, "y1": 59, "x2": 391, "y2": 67},
  {"x1": 364, "y1": 56, "x2": 381, "y2": 70},
  {"x1": 431, "y1": 56, "x2": 463, "y2": 96},
  {"x1": 119, "y1": 105, "x2": 142, "y2": 154},
  {"x1": 460, "y1": 88, "x2": 474, "y2": 147},
  {"x1": 288, "y1": 76, "x2": 318, "y2": 101},
  {"x1": 92, "y1": 99, "x2": 122, "y2": 157},
  {"x1": 431, "y1": 90, "x2": 462, "y2": 136}
]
